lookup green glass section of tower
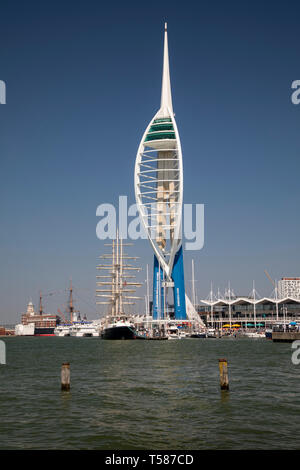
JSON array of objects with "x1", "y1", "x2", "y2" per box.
[
  {"x1": 145, "y1": 118, "x2": 175, "y2": 142},
  {"x1": 153, "y1": 118, "x2": 172, "y2": 123},
  {"x1": 145, "y1": 132, "x2": 175, "y2": 142},
  {"x1": 149, "y1": 123, "x2": 174, "y2": 132}
]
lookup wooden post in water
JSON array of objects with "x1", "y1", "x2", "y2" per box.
[
  {"x1": 218, "y1": 359, "x2": 229, "y2": 390},
  {"x1": 61, "y1": 363, "x2": 70, "y2": 391}
]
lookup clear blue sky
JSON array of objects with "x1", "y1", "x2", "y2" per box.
[{"x1": 1, "y1": 0, "x2": 300, "y2": 323}]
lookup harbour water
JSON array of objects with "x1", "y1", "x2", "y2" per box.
[{"x1": 0, "y1": 337, "x2": 299, "y2": 450}]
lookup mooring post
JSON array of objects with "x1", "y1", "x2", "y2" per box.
[
  {"x1": 61, "y1": 362, "x2": 70, "y2": 391},
  {"x1": 219, "y1": 359, "x2": 229, "y2": 390}
]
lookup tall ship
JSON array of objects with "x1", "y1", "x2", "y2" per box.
[{"x1": 96, "y1": 232, "x2": 145, "y2": 339}]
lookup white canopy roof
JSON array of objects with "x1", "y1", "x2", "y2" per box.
[{"x1": 199, "y1": 296, "x2": 300, "y2": 307}]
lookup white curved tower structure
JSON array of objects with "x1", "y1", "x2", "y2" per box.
[{"x1": 135, "y1": 24, "x2": 187, "y2": 320}]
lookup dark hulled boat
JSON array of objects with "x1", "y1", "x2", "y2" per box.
[
  {"x1": 34, "y1": 326, "x2": 56, "y2": 336},
  {"x1": 96, "y1": 231, "x2": 143, "y2": 340},
  {"x1": 101, "y1": 319, "x2": 145, "y2": 340}
]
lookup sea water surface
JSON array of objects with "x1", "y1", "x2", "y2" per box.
[{"x1": 0, "y1": 336, "x2": 299, "y2": 450}]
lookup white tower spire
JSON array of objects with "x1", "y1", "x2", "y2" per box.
[
  {"x1": 159, "y1": 22, "x2": 173, "y2": 118},
  {"x1": 135, "y1": 23, "x2": 203, "y2": 324},
  {"x1": 135, "y1": 23, "x2": 182, "y2": 279}
]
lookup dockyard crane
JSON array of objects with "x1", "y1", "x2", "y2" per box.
[
  {"x1": 264, "y1": 270, "x2": 276, "y2": 287},
  {"x1": 37, "y1": 281, "x2": 83, "y2": 324},
  {"x1": 57, "y1": 308, "x2": 67, "y2": 324}
]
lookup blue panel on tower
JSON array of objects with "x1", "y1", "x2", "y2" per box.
[
  {"x1": 172, "y1": 246, "x2": 187, "y2": 320},
  {"x1": 152, "y1": 255, "x2": 164, "y2": 320}
]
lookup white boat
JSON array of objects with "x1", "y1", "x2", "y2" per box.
[
  {"x1": 167, "y1": 326, "x2": 181, "y2": 339},
  {"x1": 69, "y1": 321, "x2": 100, "y2": 337},
  {"x1": 244, "y1": 331, "x2": 265, "y2": 338},
  {"x1": 207, "y1": 328, "x2": 217, "y2": 338},
  {"x1": 189, "y1": 330, "x2": 207, "y2": 338},
  {"x1": 54, "y1": 324, "x2": 71, "y2": 337},
  {"x1": 178, "y1": 330, "x2": 188, "y2": 338}
]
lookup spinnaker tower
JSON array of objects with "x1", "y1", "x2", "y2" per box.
[{"x1": 135, "y1": 23, "x2": 187, "y2": 320}]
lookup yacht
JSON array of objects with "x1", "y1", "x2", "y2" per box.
[
  {"x1": 167, "y1": 326, "x2": 181, "y2": 339},
  {"x1": 207, "y1": 328, "x2": 217, "y2": 338}
]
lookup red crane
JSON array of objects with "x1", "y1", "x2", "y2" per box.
[{"x1": 57, "y1": 308, "x2": 68, "y2": 324}]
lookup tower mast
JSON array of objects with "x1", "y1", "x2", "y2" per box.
[{"x1": 159, "y1": 22, "x2": 173, "y2": 118}]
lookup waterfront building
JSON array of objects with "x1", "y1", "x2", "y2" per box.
[
  {"x1": 198, "y1": 294, "x2": 300, "y2": 328},
  {"x1": 278, "y1": 277, "x2": 300, "y2": 300}
]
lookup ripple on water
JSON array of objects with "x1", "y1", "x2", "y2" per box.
[{"x1": 0, "y1": 337, "x2": 299, "y2": 449}]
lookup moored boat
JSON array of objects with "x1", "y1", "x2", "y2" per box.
[
  {"x1": 265, "y1": 328, "x2": 272, "y2": 339},
  {"x1": 54, "y1": 324, "x2": 71, "y2": 337},
  {"x1": 96, "y1": 232, "x2": 144, "y2": 340},
  {"x1": 190, "y1": 331, "x2": 207, "y2": 338},
  {"x1": 167, "y1": 326, "x2": 181, "y2": 339},
  {"x1": 207, "y1": 328, "x2": 217, "y2": 338},
  {"x1": 101, "y1": 317, "x2": 145, "y2": 340},
  {"x1": 243, "y1": 331, "x2": 265, "y2": 338},
  {"x1": 34, "y1": 326, "x2": 56, "y2": 336},
  {"x1": 69, "y1": 321, "x2": 100, "y2": 337}
]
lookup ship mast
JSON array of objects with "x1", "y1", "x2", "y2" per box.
[
  {"x1": 96, "y1": 231, "x2": 142, "y2": 318},
  {"x1": 68, "y1": 279, "x2": 75, "y2": 323},
  {"x1": 39, "y1": 291, "x2": 43, "y2": 315}
]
